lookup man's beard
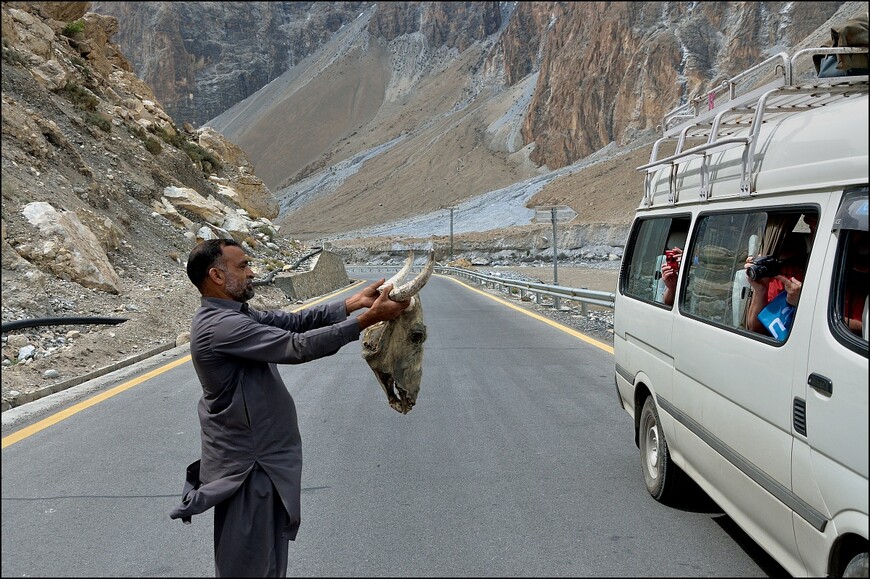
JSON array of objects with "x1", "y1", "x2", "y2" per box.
[{"x1": 226, "y1": 276, "x2": 255, "y2": 302}]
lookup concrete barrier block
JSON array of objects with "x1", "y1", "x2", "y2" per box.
[{"x1": 273, "y1": 250, "x2": 350, "y2": 301}]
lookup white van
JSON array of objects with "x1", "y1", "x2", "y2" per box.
[{"x1": 613, "y1": 48, "x2": 868, "y2": 577}]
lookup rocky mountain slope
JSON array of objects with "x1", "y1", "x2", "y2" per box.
[
  {"x1": 0, "y1": 1, "x2": 311, "y2": 408},
  {"x1": 90, "y1": 1, "x2": 373, "y2": 127},
  {"x1": 91, "y1": 1, "x2": 862, "y2": 248}
]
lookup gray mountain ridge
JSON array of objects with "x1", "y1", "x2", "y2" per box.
[{"x1": 92, "y1": 1, "x2": 865, "y2": 247}]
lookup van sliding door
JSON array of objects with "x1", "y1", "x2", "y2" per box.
[{"x1": 670, "y1": 207, "x2": 818, "y2": 567}]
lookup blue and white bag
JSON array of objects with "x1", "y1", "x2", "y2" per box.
[{"x1": 757, "y1": 290, "x2": 796, "y2": 341}]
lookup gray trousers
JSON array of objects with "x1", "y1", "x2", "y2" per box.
[{"x1": 213, "y1": 465, "x2": 292, "y2": 577}]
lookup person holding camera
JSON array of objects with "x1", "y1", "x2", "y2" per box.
[
  {"x1": 744, "y1": 234, "x2": 808, "y2": 336},
  {"x1": 660, "y1": 246, "x2": 683, "y2": 306}
]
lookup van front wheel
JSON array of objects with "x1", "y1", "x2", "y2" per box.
[
  {"x1": 842, "y1": 552, "x2": 868, "y2": 578},
  {"x1": 639, "y1": 396, "x2": 683, "y2": 503}
]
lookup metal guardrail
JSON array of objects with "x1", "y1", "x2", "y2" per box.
[{"x1": 346, "y1": 264, "x2": 616, "y2": 315}]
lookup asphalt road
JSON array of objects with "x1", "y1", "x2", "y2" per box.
[{"x1": 0, "y1": 273, "x2": 785, "y2": 577}]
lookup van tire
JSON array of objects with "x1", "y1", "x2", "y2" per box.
[
  {"x1": 639, "y1": 396, "x2": 683, "y2": 503},
  {"x1": 843, "y1": 552, "x2": 868, "y2": 578}
]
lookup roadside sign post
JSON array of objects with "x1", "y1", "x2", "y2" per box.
[
  {"x1": 534, "y1": 205, "x2": 578, "y2": 310},
  {"x1": 448, "y1": 206, "x2": 456, "y2": 260},
  {"x1": 441, "y1": 205, "x2": 458, "y2": 261}
]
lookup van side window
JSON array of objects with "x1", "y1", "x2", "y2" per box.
[
  {"x1": 622, "y1": 216, "x2": 690, "y2": 306},
  {"x1": 830, "y1": 187, "x2": 869, "y2": 349},
  {"x1": 682, "y1": 209, "x2": 817, "y2": 334},
  {"x1": 682, "y1": 212, "x2": 765, "y2": 327},
  {"x1": 834, "y1": 229, "x2": 869, "y2": 346}
]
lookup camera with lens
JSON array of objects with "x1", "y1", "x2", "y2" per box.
[
  {"x1": 665, "y1": 250, "x2": 680, "y2": 271},
  {"x1": 746, "y1": 255, "x2": 782, "y2": 281}
]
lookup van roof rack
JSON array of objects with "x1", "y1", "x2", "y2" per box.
[{"x1": 638, "y1": 47, "x2": 868, "y2": 206}]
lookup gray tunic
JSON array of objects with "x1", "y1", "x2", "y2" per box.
[{"x1": 169, "y1": 297, "x2": 360, "y2": 539}]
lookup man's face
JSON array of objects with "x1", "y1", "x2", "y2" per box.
[{"x1": 216, "y1": 245, "x2": 255, "y2": 302}]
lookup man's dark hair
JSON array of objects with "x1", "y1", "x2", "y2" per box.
[
  {"x1": 779, "y1": 233, "x2": 809, "y2": 262},
  {"x1": 186, "y1": 238, "x2": 242, "y2": 290}
]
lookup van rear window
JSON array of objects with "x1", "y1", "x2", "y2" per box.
[{"x1": 622, "y1": 216, "x2": 690, "y2": 306}]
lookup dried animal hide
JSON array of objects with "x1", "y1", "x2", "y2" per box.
[{"x1": 361, "y1": 250, "x2": 435, "y2": 413}]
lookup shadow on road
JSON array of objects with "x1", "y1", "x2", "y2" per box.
[{"x1": 670, "y1": 474, "x2": 790, "y2": 577}]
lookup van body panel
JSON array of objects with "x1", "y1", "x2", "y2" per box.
[
  {"x1": 671, "y1": 320, "x2": 796, "y2": 484},
  {"x1": 668, "y1": 310, "x2": 801, "y2": 564},
  {"x1": 672, "y1": 419, "x2": 807, "y2": 577},
  {"x1": 614, "y1": 368, "x2": 635, "y2": 419},
  {"x1": 613, "y1": 255, "x2": 678, "y2": 441},
  {"x1": 793, "y1": 508, "x2": 870, "y2": 578},
  {"x1": 792, "y1": 484, "x2": 831, "y2": 576}
]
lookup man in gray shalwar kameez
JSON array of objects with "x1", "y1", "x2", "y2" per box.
[{"x1": 170, "y1": 239, "x2": 410, "y2": 577}]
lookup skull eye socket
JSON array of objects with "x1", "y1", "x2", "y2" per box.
[{"x1": 409, "y1": 329, "x2": 426, "y2": 344}]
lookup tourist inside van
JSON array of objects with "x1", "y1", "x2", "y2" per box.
[
  {"x1": 660, "y1": 246, "x2": 682, "y2": 307},
  {"x1": 844, "y1": 229, "x2": 869, "y2": 338},
  {"x1": 744, "y1": 234, "x2": 809, "y2": 337}
]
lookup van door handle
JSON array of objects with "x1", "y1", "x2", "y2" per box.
[{"x1": 808, "y1": 373, "x2": 833, "y2": 397}]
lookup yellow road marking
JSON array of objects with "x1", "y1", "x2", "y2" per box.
[
  {"x1": 440, "y1": 274, "x2": 614, "y2": 354},
  {"x1": 2, "y1": 355, "x2": 191, "y2": 449}
]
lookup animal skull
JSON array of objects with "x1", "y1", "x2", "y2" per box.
[{"x1": 361, "y1": 250, "x2": 435, "y2": 414}]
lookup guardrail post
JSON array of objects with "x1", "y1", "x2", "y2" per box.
[{"x1": 581, "y1": 287, "x2": 588, "y2": 317}]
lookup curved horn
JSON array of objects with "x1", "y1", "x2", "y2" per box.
[
  {"x1": 378, "y1": 251, "x2": 414, "y2": 292},
  {"x1": 389, "y1": 250, "x2": 434, "y2": 301}
]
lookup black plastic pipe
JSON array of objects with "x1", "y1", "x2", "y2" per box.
[{"x1": 1, "y1": 317, "x2": 129, "y2": 333}]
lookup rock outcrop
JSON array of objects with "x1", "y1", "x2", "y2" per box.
[
  {"x1": 1, "y1": 1, "x2": 311, "y2": 401},
  {"x1": 18, "y1": 201, "x2": 122, "y2": 294},
  {"x1": 90, "y1": 1, "x2": 371, "y2": 127},
  {"x1": 2, "y1": 1, "x2": 288, "y2": 295},
  {"x1": 509, "y1": 2, "x2": 850, "y2": 167}
]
